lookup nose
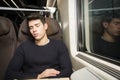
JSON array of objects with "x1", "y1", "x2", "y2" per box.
[{"x1": 32, "y1": 26, "x2": 37, "y2": 32}]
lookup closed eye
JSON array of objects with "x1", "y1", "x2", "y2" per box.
[{"x1": 35, "y1": 23, "x2": 41, "y2": 27}]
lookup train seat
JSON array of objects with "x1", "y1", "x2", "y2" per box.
[
  {"x1": 0, "y1": 16, "x2": 17, "y2": 80},
  {"x1": 90, "y1": 16, "x2": 104, "y2": 52},
  {"x1": 45, "y1": 18, "x2": 62, "y2": 40}
]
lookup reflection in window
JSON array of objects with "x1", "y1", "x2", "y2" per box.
[{"x1": 89, "y1": 0, "x2": 120, "y2": 61}]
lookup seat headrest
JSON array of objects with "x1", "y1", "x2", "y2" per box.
[
  {"x1": 0, "y1": 16, "x2": 12, "y2": 36},
  {"x1": 45, "y1": 18, "x2": 60, "y2": 36},
  {"x1": 20, "y1": 19, "x2": 29, "y2": 35}
]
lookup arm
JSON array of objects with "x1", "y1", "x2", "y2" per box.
[
  {"x1": 57, "y1": 41, "x2": 73, "y2": 77},
  {"x1": 5, "y1": 45, "x2": 37, "y2": 80}
]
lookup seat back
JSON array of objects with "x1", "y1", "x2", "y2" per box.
[
  {"x1": 89, "y1": 15, "x2": 104, "y2": 52},
  {"x1": 91, "y1": 16, "x2": 103, "y2": 37},
  {"x1": 0, "y1": 16, "x2": 17, "y2": 80},
  {"x1": 45, "y1": 18, "x2": 62, "y2": 40},
  {"x1": 17, "y1": 19, "x2": 30, "y2": 46},
  {"x1": 17, "y1": 18, "x2": 62, "y2": 46}
]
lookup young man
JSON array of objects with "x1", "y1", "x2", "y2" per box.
[
  {"x1": 93, "y1": 12, "x2": 120, "y2": 60},
  {"x1": 5, "y1": 13, "x2": 73, "y2": 79}
]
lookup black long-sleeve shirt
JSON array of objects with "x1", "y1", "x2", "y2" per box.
[
  {"x1": 93, "y1": 36, "x2": 120, "y2": 60},
  {"x1": 5, "y1": 39, "x2": 73, "y2": 80}
]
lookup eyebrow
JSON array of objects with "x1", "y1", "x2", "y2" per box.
[
  {"x1": 28, "y1": 22, "x2": 40, "y2": 27},
  {"x1": 35, "y1": 23, "x2": 40, "y2": 26}
]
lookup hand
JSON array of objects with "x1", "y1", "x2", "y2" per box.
[{"x1": 37, "y1": 68, "x2": 60, "y2": 79}]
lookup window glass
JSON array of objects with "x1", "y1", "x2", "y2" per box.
[{"x1": 89, "y1": 0, "x2": 120, "y2": 62}]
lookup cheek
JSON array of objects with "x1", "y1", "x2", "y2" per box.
[
  {"x1": 38, "y1": 27, "x2": 45, "y2": 32},
  {"x1": 108, "y1": 24, "x2": 115, "y2": 30},
  {"x1": 29, "y1": 29, "x2": 33, "y2": 34}
]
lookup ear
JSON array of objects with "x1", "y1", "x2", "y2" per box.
[
  {"x1": 44, "y1": 23, "x2": 48, "y2": 30},
  {"x1": 103, "y1": 22, "x2": 109, "y2": 28}
]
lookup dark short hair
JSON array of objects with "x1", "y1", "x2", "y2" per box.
[
  {"x1": 27, "y1": 12, "x2": 46, "y2": 26},
  {"x1": 101, "y1": 12, "x2": 120, "y2": 23},
  {"x1": 98, "y1": 12, "x2": 120, "y2": 34}
]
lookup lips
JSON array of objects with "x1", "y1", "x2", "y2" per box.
[{"x1": 33, "y1": 33, "x2": 38, "y2": 38}]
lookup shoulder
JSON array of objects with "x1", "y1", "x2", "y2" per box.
[
  {"x1": 49, "y1": 38, "x2": 67, "y2": 50},
  {"x1": 15, "y1": 40, "x2": 34, "y2": 54},
  {"x1": 50, "y1": 38, "x2": 65, "y2": 45},
  {"x1": 17, "y1": 40, "x2": 34, "y2": 49}
]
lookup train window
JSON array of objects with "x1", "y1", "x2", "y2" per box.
[{"x1": 77, "y1": 0, "x2": 120, "y2": 65}]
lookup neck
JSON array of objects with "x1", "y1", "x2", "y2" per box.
[
  {"x1": 35, "y1": 36, "x2": 49, "y2": 46},
  {"x1": 102, "y1": 32, "x2": 115, "y2": 42}
]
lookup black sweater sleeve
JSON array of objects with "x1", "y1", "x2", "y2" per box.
[
  {"x1": 56, "y1": 41, "x2": 73, "y2": 77},
  {"x1": 5, "y1": 44, "x2": 38, "y2": 80}
]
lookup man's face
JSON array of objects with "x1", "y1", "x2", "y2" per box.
[
  {"x1": 28, "y1": 19, "x2": 47, "y2": 40},
  {"x1": 104, "y1": 18, "x2": 120, "y2": 37}
]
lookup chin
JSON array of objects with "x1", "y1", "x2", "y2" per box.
[{"x1": 35, "y1": 38, "x2": 42, "y2": 41}]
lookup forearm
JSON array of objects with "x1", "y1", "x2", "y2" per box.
[
  {"x1": 5, "y1": 71, "x2": 37, "y2": 80},
  {"x1": 37, "y1": 69, "x2": 60, "y2": 79}
]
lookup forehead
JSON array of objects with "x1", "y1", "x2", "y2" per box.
[{"x1": 28, "y1": 19, "x2": 42, "y2": 26}]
